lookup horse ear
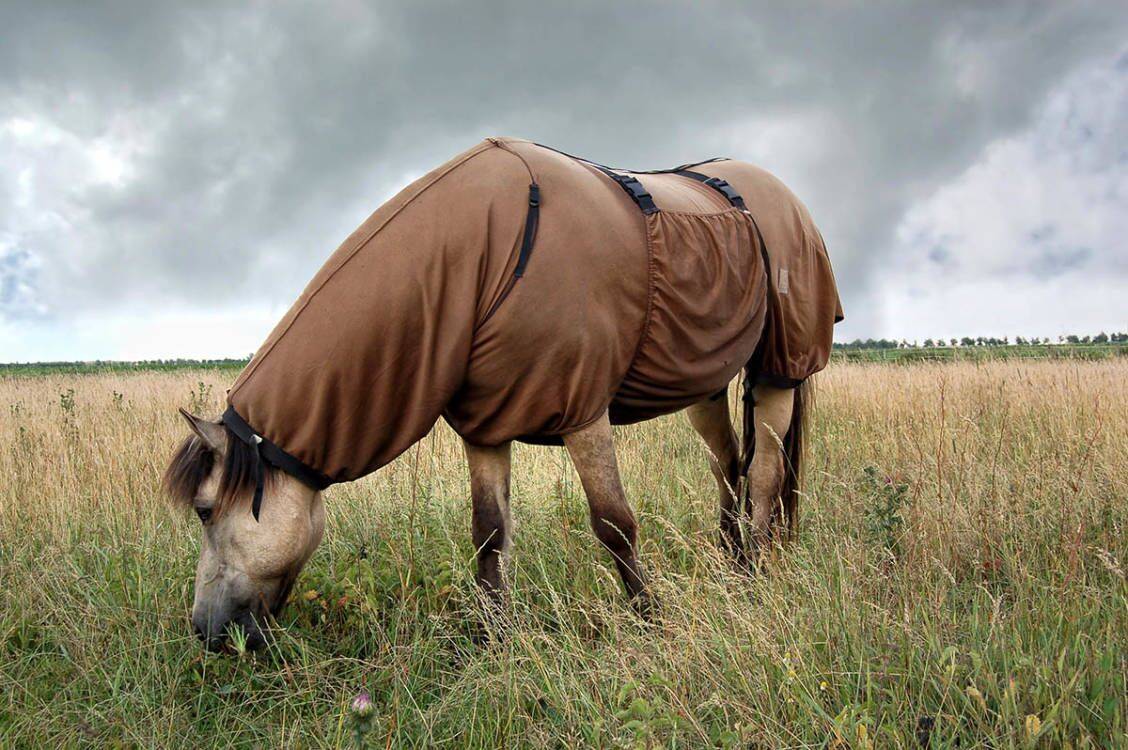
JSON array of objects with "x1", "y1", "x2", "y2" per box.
[{"x1": 178, "y1": 408, "x2": 225, "y2": 454}]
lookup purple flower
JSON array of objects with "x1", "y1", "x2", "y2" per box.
[{"x1": 351, "y1": 692, "x2": 374, "y2": 718}]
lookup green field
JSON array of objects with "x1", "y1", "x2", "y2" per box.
[{"x1": 1, "y1": 359, "x2": 1125, "y2": 747}]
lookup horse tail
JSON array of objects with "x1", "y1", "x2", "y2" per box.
[
  {"x1": 739, "y1": 372, "x2": 809, "y2": 537},
  {"x1": 778, "y1": 380, "x2": 808, "y2": 535},
  {"x1": 739, "y1": 367, "x2": 757, "y2": 491}
]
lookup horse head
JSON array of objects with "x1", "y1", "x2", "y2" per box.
[{"x1": 164, "y1": 409, "x2": 325, "y2": 652}]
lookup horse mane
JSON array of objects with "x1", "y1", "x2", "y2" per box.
[{"x1": 162, "y1": 427, "x2": 274, "y2": 516}]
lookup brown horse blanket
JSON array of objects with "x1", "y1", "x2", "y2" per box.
[{"x1": 224, "y1": 137, "x2": 841, "y2": 485}]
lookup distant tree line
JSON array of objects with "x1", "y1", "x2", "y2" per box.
[
  {"x1": 0, "y1": 357, "x2": 251, "y2": 372},
  {"x1": 833, "y1": 332, "x2": 1128, "y2": 350}
]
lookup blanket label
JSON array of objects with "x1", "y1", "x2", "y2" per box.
[{"x1": 778, "y1": 268, "x2": 790, "y2": 294}]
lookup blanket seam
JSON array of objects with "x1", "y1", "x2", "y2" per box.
[
  {"x1": 230, "y1": 141, "x2": 498, "y2": 398},
  {"x1": 617, "y1": 213, "x2": 659, "y2": 404},
  {"x1": 659, "y1": 206, "x2": 746, "y2": 219}
]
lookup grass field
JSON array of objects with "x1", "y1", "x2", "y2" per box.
[{"x1": 1, "y1": 360, "x2": 1125, "y2": 747}]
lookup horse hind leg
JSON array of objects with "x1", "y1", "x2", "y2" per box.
[
  {"x1": 463, "y1": 440, "x2": 513, "y2": 605},
  {"x1": 562, "y1": 413, "x2": 649, "y2": 611},
  {"x1": 745, "y1": 384, "x2": 798, "y2": 564},
  {"x1": 686, "y1": 393, "x2": 745, "y2": 565}
]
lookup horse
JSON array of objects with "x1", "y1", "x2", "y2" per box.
[{"x1": 163, "y1": 138, "x2": 842, "y2": 651}]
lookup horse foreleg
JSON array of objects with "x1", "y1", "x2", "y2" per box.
[
  {"x1": 746, "y1": 385, "x2": 795, "y2": 563},
  {"x1": 687, "y1": 394, "x2": 745, "y2": 565},
  {"x1": 463, "y1": 440, "x2": 513, "y2": 605},
  {"x1": 562, "y1": 413, "x2": 649, "y2": 609}
]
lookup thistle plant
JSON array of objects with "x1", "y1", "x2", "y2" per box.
[
  {"x1": 861, "y1": 465, "x2": 907, "y2": 554},
  {"x1": 350, "y1": 692, "x2": 376, "y2": 748}
]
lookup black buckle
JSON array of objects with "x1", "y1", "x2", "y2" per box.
[
  {"x1": 617, "y1": 174, "x2": 649, "y2": 196},
  {"x1": 528, "y1": 184, "x2": 540, "y2": 207},
  {"x1": 704, "y1": 177, "x2": 745, "y2": 209},
  {"x1": 614, "y1": 174, "x2": 658, "y2": 214},
  {"x1": 590, "y1": 164, "x2": 660, "y2": 215}
]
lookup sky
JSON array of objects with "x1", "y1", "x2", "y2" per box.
[{"x1": 1, "y1": 2, "x2": 1126, "y2": 361}]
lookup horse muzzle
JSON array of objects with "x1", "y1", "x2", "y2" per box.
[{"x1": 191, "y1": 606, "x2": 268, "y2": 653}]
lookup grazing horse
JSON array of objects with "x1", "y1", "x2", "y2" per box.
[{"x1": 163, "y1": 138, "x2": 841, "y2": 651}]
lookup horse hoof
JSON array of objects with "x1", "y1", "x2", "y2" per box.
[
  {"x1": 631, "y1": 593, "x2": 657, "y2": 624},
  {"x1": 469, "y1": 600, "x2": 510, "y2": 647},
  {"x1": 470, "y1": 619, "x2": 508, "y2": 647}
]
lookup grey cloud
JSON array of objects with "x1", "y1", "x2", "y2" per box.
[
  {"x1": 1, "y1": 1, "x2": 1127, "y2": 340},
  {"x1": 1030, "y1": 247, "x2": 1091, "y2": 277}
]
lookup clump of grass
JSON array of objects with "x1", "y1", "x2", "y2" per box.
[
  {"x1": 860, "y1": 465, "x2": 907, "y2": 554},
  {"x1": 187, "y1": 381, "x2": 214, "y2": 415},
  {"x1": 0, "y1": 361, "x2": 1125, "y2": 746}
]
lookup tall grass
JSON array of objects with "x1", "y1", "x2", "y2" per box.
[{"x1": 1, "y1": 361, "x2": 1124, "y2": 747}]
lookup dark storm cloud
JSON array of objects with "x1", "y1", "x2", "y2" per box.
[{"x1": 1, "y1": 1, "x2": 1126, "y2": 337}]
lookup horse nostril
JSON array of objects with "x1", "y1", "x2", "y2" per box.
[
  {"x1": 193, "y1": 622, "x2": 206, "y2": 641},
  {"x1": 203, "y1": 635, "x2": 228, "y2": 653}
]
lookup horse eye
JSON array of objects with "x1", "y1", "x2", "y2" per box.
[{"x1": 195, "y1": 506, "x2": 213, "y2": 524}]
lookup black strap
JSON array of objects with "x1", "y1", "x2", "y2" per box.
[
  {"x1": 222, "y1": 406, "x2": 333, "y2": 521},
  {"x1": 634, "y1": 157, "x2": 732, "y2": 174},
  {"x1": 532, "y1": 141, "x2": 730, "y2": 174},
  {"x1": 530, "y1": 142, "x2": 663, "y2": 215},
  {"x1": 589, "y1": 164, "x2": 658, "y2": 215},
  {"x1": 676, "y1": 169, "x2": 746, "y2": 210},
  {"x1": 250, "y1": 437, "x2": 265, "y2": 520},
  {"x1": 677, "y1": 167, "x2": 769, "y2": 280},
  {"x1": 530, "y1": 142, "x2": 744, "y2": 216},
  {"x1": 514, "y1": 183, "x2": 540, "y2": 277}
]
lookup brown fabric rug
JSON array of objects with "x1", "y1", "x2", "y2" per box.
[{"x1": 225, "y1": 138, "x2": 841, "y2": 484}]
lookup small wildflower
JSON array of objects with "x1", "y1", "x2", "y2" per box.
[
  {"x1": 352, "y1": 692, "x2": 373, "y2": 716},
  {"x1": 303, "y1": 589, "x2": 319, "y2": 601},
  {"x1": 350, "y1": 692, "x2": 376, "y2": 748},
  {"x1": 1025, "y1": 714, "x2": 1041, "y2": 738},
  {"x1": 819, "y1": 681, "x2": 828, "y2": 691}
]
